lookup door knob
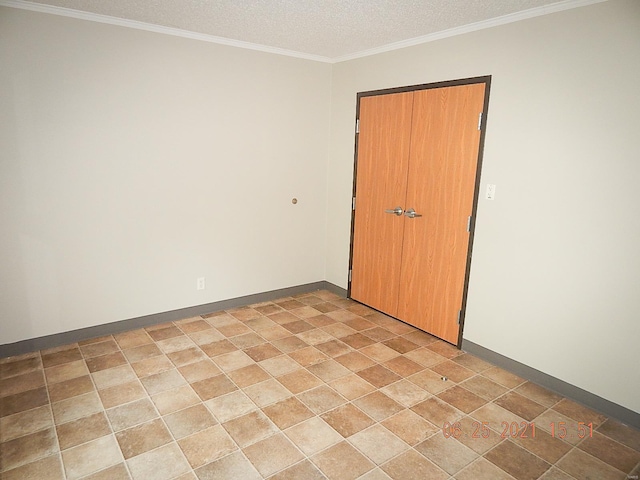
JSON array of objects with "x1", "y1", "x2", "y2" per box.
[
  {"x1": 404, "y1": 208, "x2": 422, "y2": 218},
  {"x1": 384, "y1": 207, "x2": 404, "y2": 216}
]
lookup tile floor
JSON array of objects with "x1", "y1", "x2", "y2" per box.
[{"x1": 1, "y1": 290, "x2": 639, "y2": 480}]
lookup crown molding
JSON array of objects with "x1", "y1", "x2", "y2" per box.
[
  {"x1": 332, "y1": 0, "x2": 608, "y2": 63},
  {"x1": 0, "y1": 0, "x2": 333, "y2": 63},
  {"x1": 1, "y1": 0, "x2": 607, "y2": 64}
]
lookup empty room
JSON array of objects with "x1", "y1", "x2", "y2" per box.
[{"x1": 1, "y1": 0, "x2": 639, "y2": 479}]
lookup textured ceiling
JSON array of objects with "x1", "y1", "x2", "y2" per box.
[{"x1": 16, "y1": 0, "x2": 588, "y2": 59}]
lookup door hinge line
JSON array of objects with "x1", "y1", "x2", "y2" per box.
[
  {"x1": 467, "y1": 216, "x2": 472, "y2": 232},
  {"x1": 348, "y1": 270, "x2": 352, "y2": 282},
  {"x1": 477, "y1": 112, "x2": 483, "y2": 131},
  {"x1": 356, "y1": 119, "x2": 359, "y2": 134},
  {"x1": 352, "y1": 197, "x2": 356, "y2": 211}
]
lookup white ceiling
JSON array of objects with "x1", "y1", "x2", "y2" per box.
[{"x1": 5, "y1": 0, "x2": 603, "y2": 61}]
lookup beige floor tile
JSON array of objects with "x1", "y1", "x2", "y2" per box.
[
  {"x1": 163, "y1": 403, "x2": 217, "y2": 439},
  {"x1": 289, "y1": 346, "x2": 329, "y2": 367},
  {"x1": 243, "y1": 433, "x2": 305, "y2": 477},
  {"x1": 383, "y1": 356, "x2": 425, "y2": 377},
  {"x1": 404, "y1": 347, "x2": 447, "y2": 368},
  {"x1": 451, "y1": 353, "x2": 494, "y2": 373},
  {"x1": 349, "y1": 424, "x2": 409, "y2": 464},
  {"x1": 222, "y1": 410, "x2": 278, "y2": 447},
  {"x1": 381, "y1": 379, "x2": 430, "y2": 407},
  {"x1": 515, "y1": 382, "x2": 563, "y2": 408},
  {"x1": 277, "y1": 368, "x2": 323, "y2": 394},
  {"x1": 269, "y1": 459, "x2": 326, "y2": 480},
  {"x1": 411, "y1": 396, "x2": 464, "y2": 426},
  {"x1": 296, "y1": 328, "x2": 335, "y2": 345},
  {"x1": 259, "y1": 355, "x2": 300, "y2": 376},
  {"x1": 178, "y1": 424, "x2": 237, "y2": 468},
  {"x1": 307, "y1": 359, "x2": 352, "y2": 382},
  {"x1": 0, "y1": 356, "x2": 42, "y2": 379},
  {"x1": 329, "y1": 374, "x2": 376, "y2": 400},
  {"x1": 430, "y1": 359, "x2": 475, "y2": 383},
  {"x1": 1, "y1": 371, "x2": 45, "y2": 398},
  {"x1": 45, "y1": 361, "x2": 88, "y2": 386},
  {"x1": 41, "y1": 348, "x2": 83, "y2": 368},
  {"x1": 1, "y1": 427, "x2": 58, "y2": 472},
  {"x1": 311, "y1": 441, "x2": 374, "y2": 480},
  {"x1": 484, "y1": 440, "x2": 551, "y2": 480},
  {"x1": 381, "y1": 449, "x2": 449, "y2": 480},
  {"x1": 85, "y1": 352, "x2": 127, "y2": 373},
  {"x1": 92, "y1": 364, "x2": 137, "y2": 390},
  {"x1": 98, "y1": 380, "x2": 147, "y2": 409},
  {"x1": 454, "y1": 415, "x2": 505, "y2": 454},
  {"x1": 460, "y1": 374, "x2": 509, "y2": 400},
  {"x1": 178, "y1": 359, "x2": 221, "y2": 383},
  {"x1": 437, "y1": 385, "x2": 488, "y2": 414},
  {"x1": 353, "y1": 391, "x2": 404, "y2": 422},
  {"x1": 415, "y1": 432, "x2": 478, "y2": 475},
  {"x1": 227, "y1": 364, "x2": 270, "y2": 388},
  {"x1": 455, "y1": 457, "x2": 517, "y2": 480},
  {"x1": 285, "y1": 416, "x2": 342, "y2": 455},
  {"x1": 140, "y1": 368, "x2": 187, "y2": 395},
  {"x1": 315, "y1": 339, "x2": 353, "y2": 357},
  {"x1": 190, "y1": 372, "x2": 239, "y2": 402},
  {"x1": 321, "y1": 403, "x2": 375, "y2": 438},
  {"x1": 359, "y1": 344, "x2": 400, "y2": 363},
  {"x1": 47, "y1": 374, "x2": 95, "y2": 403},
  {"x1": 381, "y1": 409, "x2": 439, "y2": 446},
  {"x1": 0, "y1": 387, "x2": 49, "y2": 418},
  {"x1": 126, "y1": 442, "x2": 191, "y2": 480},
  {"x1": 407, "y1": 368, "x2": 451, "y2": 394},
  {"x1": 106, "y1": 398, "x2": 158, "y2": 431},
  {"x1": 82, "y1": 462, "x2": 132, "y2": 480},
  {"x1": 334, "y1": 351, "x2": 376, "y2": 372},
  {"x1": 122, "y1": 344, "x2": 162, "y2": 363},
  {"x1": 0, "y1": 404, "x2": 53, "y2": 442},
  {"x1": 481, "y1": 366, "x2": 526, "y2": 389},
  {"x1": 263, "y1": 396, "x2": 314, "y2": 429},
  {"x1": 56, "y1": 411, "x2": 112, "y2": 450},
  {"x1": 61, "y1": 434, "x2": 123, "y2": 480},
  {"x1": 205, "y1": 390, "x2": 257, "y2": 423},
  {"x1": 356, "y1": 365, "x2": 401, "y2": 388},
  {"x1": 244, "y1": 343, "x2": 283, "y2": 362},
  {"x1": 52, "y1": 391, "x2": 103, "y2": 425},
  {"x1": 244, "y1": 378, "x2": 292, "y2": 407},
  {"x1": 114, "y1": 330, "x2": 154, "y2": 349},
  {"x1": 494, "y1": 391, "x2": 547, "y2": 421},
  {"x1": 297, "y1": 385, "x2": 347, "y2": 414},
  {"x1": 114, "y1": 417, "x2": 171, "y2": 459},
  {"x1": 80, "y1": 339, "x2": 120, "y2": 358},
  {"x1": 213, "y1": 350, "x2": 254, "y2": 372},
  {"x1": 1, "y1": 454, "x2": 65, "y2": 480},
  {"x1": 151, "y1": 384, "x2": 201, "y2": 415},
  {"x1": 195, "y1": 450, "x2": 261, "y2": 480}
]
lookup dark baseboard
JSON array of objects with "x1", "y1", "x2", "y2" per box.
[
  {"x1": 0, "y1": 281, "x2": 347, "y2": 358},
  {"x1": 462, "y1": 339, "x2": 640, "y2": 430}
]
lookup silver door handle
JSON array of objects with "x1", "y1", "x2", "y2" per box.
[
  {"x1": 384, "y1": 207, "x2": 404, "y2": 216},
  {"x1": 404, "y1": 208, "x2": 422, "y2": 218}
]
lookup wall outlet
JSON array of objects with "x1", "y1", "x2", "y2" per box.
[
  {"x1": 196, "y1": 277, "x2": 206, "y2": 290},
  {"x1": 486, "y1": 184, "x2": 496, "y2": 200}
]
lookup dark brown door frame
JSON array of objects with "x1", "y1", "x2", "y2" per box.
[{"x1": 347, "y1": 75, "x2": 492, "y2": 348}]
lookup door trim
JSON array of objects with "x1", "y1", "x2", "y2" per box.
[{"x1": 347, "y1": 75, "x2": 492, "y2": 348}]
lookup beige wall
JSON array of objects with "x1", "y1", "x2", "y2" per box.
[
  {"x1": 0, "y1": 7, "x2": 332, "y2": 343},
  {"x1": 326, "y1": 0, "x2": 640, "y2": 413}
]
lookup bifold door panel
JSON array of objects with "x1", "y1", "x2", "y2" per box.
[
  {"x1": 350, "y1": 92, "x2": 413, "y2": 317},
  {"x1": 350, "y1": 81, "x2": 488, "y2": 345}
]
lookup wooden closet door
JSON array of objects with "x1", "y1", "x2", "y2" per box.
[
  {"x1": 350, "y1": 92, "x2": 414, "y2": 316},
  {"x1": 398, "y1": 84, "x2": 486, "y2": 344}
]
